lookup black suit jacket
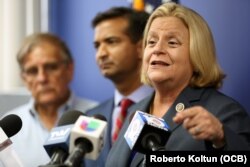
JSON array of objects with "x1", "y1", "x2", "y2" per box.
[{"x1": 106, "y1": 87, "x2": 250, "y2": 167}]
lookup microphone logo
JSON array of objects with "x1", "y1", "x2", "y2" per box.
[
  {"x1": 126, "y1": 119, "x2": 142, "y2": 146},
  {"x1": 79, "y1": 120, "x2": 100, "y2": 132},
  {"x1": 145, "y1": 117, "x2": 167, "y2": 130},
  {"x1": 47, "y1": 125, "x2": 71, "y2": 141},
  {"x1": 68, "y1": 115, "x2": 107, "y2": 160},
  {"x1": 124, "y1": 110, "x2": 171, "y2": 153}
]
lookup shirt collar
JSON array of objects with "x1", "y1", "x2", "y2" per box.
[
  {"x1": 28, "y1": 91, "x2": 76, "y2": 119},
  {"x1": 114, "y1": 85, "x2": 153, "y2": 106}
]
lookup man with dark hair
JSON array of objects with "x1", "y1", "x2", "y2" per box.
[{"x1": 85, "y1": 7, "x2": 152, "y2": 167}]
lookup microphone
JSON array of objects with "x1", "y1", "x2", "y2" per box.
[
  {"x1": 0, "y1": 114, "x2": 23, "y2": 167},
  {"x1": 41, "y1": 110, "x2": 85, "y2": 166},
  {"x1": 0, "y1": 114, "x2": 22, "y2": 138},
  {"x1": 124, "y1": 110, "x2": 171, "y2": 153},
  {"x1": 92, "y1": 114, "x2": 107, "y2": 122},
  {"x1": 64, "y1": 114, "x2": 107, "y2": 167}
]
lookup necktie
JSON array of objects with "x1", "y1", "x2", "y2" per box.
[{"x1": 112, "y1": 98, "x2": 134, "y2": 143}]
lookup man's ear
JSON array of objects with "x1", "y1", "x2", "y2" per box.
[
  {"x1": 20, "y1": 71, "x2": 27, "y2": 82},
  {"x1": 136, "y1": 40, "x2": 143, "y2": 59},
  {"x1": 67, "y1": 62, "x2": 74, "y2": 81},
  {"x1": 20, "y1": 72, "x2": 30, "y2": 89}
]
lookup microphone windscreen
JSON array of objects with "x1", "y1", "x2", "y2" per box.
[
  {"x1": 0, "y1": 114, "x2": 22, "y2": 137},
  {"x1": 57, "y1": 110, "x2": 86, "y2": 126},
  {"x1": 93, "y1": 114, "x2": 107, "y2": 122}
]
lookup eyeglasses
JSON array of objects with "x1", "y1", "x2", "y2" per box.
[{"x1": 22, "y1": 61, "x2": 68, "y2": 79}]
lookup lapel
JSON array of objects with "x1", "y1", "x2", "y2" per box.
[
  {"x1": 126, "y1": 95, "x2": 154, "y2": 167},
  {"x1": 131, "y1": 87, "x2": 205, "y2": 166},
  {"x1": 127, "y1": 94, "x2": 154, "y2": 115},
  {"x1": 164, "y1": 87, "x2": 205, "y2": 131},
  {"x1": 101, "y1": 99, "x2": 115, "y2": 150}
]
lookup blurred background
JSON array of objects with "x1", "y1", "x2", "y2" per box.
[{"x1": 0, "y1": 0, "x2": 249, "y2": 115}]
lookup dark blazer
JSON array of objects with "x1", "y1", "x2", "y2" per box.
[
  {"x1": 84, "y1": 98, "x2": 136, "y2": 167},
  {"x1": 106, "y1": 87, "x2": 250, "y2": 167}
]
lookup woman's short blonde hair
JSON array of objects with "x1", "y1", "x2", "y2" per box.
[{"x1": 141, "y1": 2, "x2": 225, "y2": 89}]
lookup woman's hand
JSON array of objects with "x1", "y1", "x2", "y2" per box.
[{"x1": 173, "y1": 106, "x2": 225, "y2": 148}]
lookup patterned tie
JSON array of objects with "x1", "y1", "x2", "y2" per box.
[{"x1": 112, "y1": 98, "x2": 134, "y2": 143}]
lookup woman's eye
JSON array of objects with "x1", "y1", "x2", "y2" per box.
[
  {"x1": 147, "y1": 40, "x2": 156, "y2": 45},
  {"x1": 169, "y1": 41, "x2": 177, "y2": 45},
  {"x1": 168, "y1": 40, "x2": 180, "y2": 47}
]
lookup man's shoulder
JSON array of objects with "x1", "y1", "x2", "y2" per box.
[
  {"x1": 3, "y1": 103, "x2": 31, "y2": 117},
  {"x1": 72, "y1": 96, "x2": 99, "y2": 112},
  {"x1": 86, "y1": 98, "x2": 114, "y2": 115}
]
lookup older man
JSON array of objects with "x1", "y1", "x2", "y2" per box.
[{"x1": 3, "y1": 33, "x2": 98, "y2": 167}]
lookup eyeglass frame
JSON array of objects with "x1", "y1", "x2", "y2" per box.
[{"x1": 21, "y1": 60, "x2": 69, "y2": 80}]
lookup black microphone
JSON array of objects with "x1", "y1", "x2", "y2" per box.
[
  {"x1": 57, "y1": 110, "x2": 86, "y2": 126},
  {"x1": 0, "y1": 114, "x2": 22, "y2": 151},
  {"x1": 63, "y1": 114, "x2": 107, "y2": 167},
  {"x1": 92, "y1": 114, "x2": 107, "y2": 122},
  {"x1": 124, "y1": 110, "x2": 171, "y2": 153},
  {"x1": 40, "y1": 110, "x2": 85, "y2": 167},
  {"x1": 0, "y1": 114, "x2": 23, "y2": 166},
  {"x1": 0, "y1": 114, "x2": 22, "y2": 138}
]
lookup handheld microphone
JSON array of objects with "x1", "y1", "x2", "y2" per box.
[
  {"x1": 64, "y1": 114, "x2": 107, "y2": 167},
  {"x1": 0, "y1": 114, "x2": 23, "y2": 167},
  {"x1": 124, "y1": 110, "x2": 171, "y2": 153},
  {"x1": 41, "y1": 110, "x2": 85, "y2": 166}
]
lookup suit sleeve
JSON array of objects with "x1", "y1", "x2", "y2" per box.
[{"x1": 214, "y1": 101, "x2": 250, "y2": 150}]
